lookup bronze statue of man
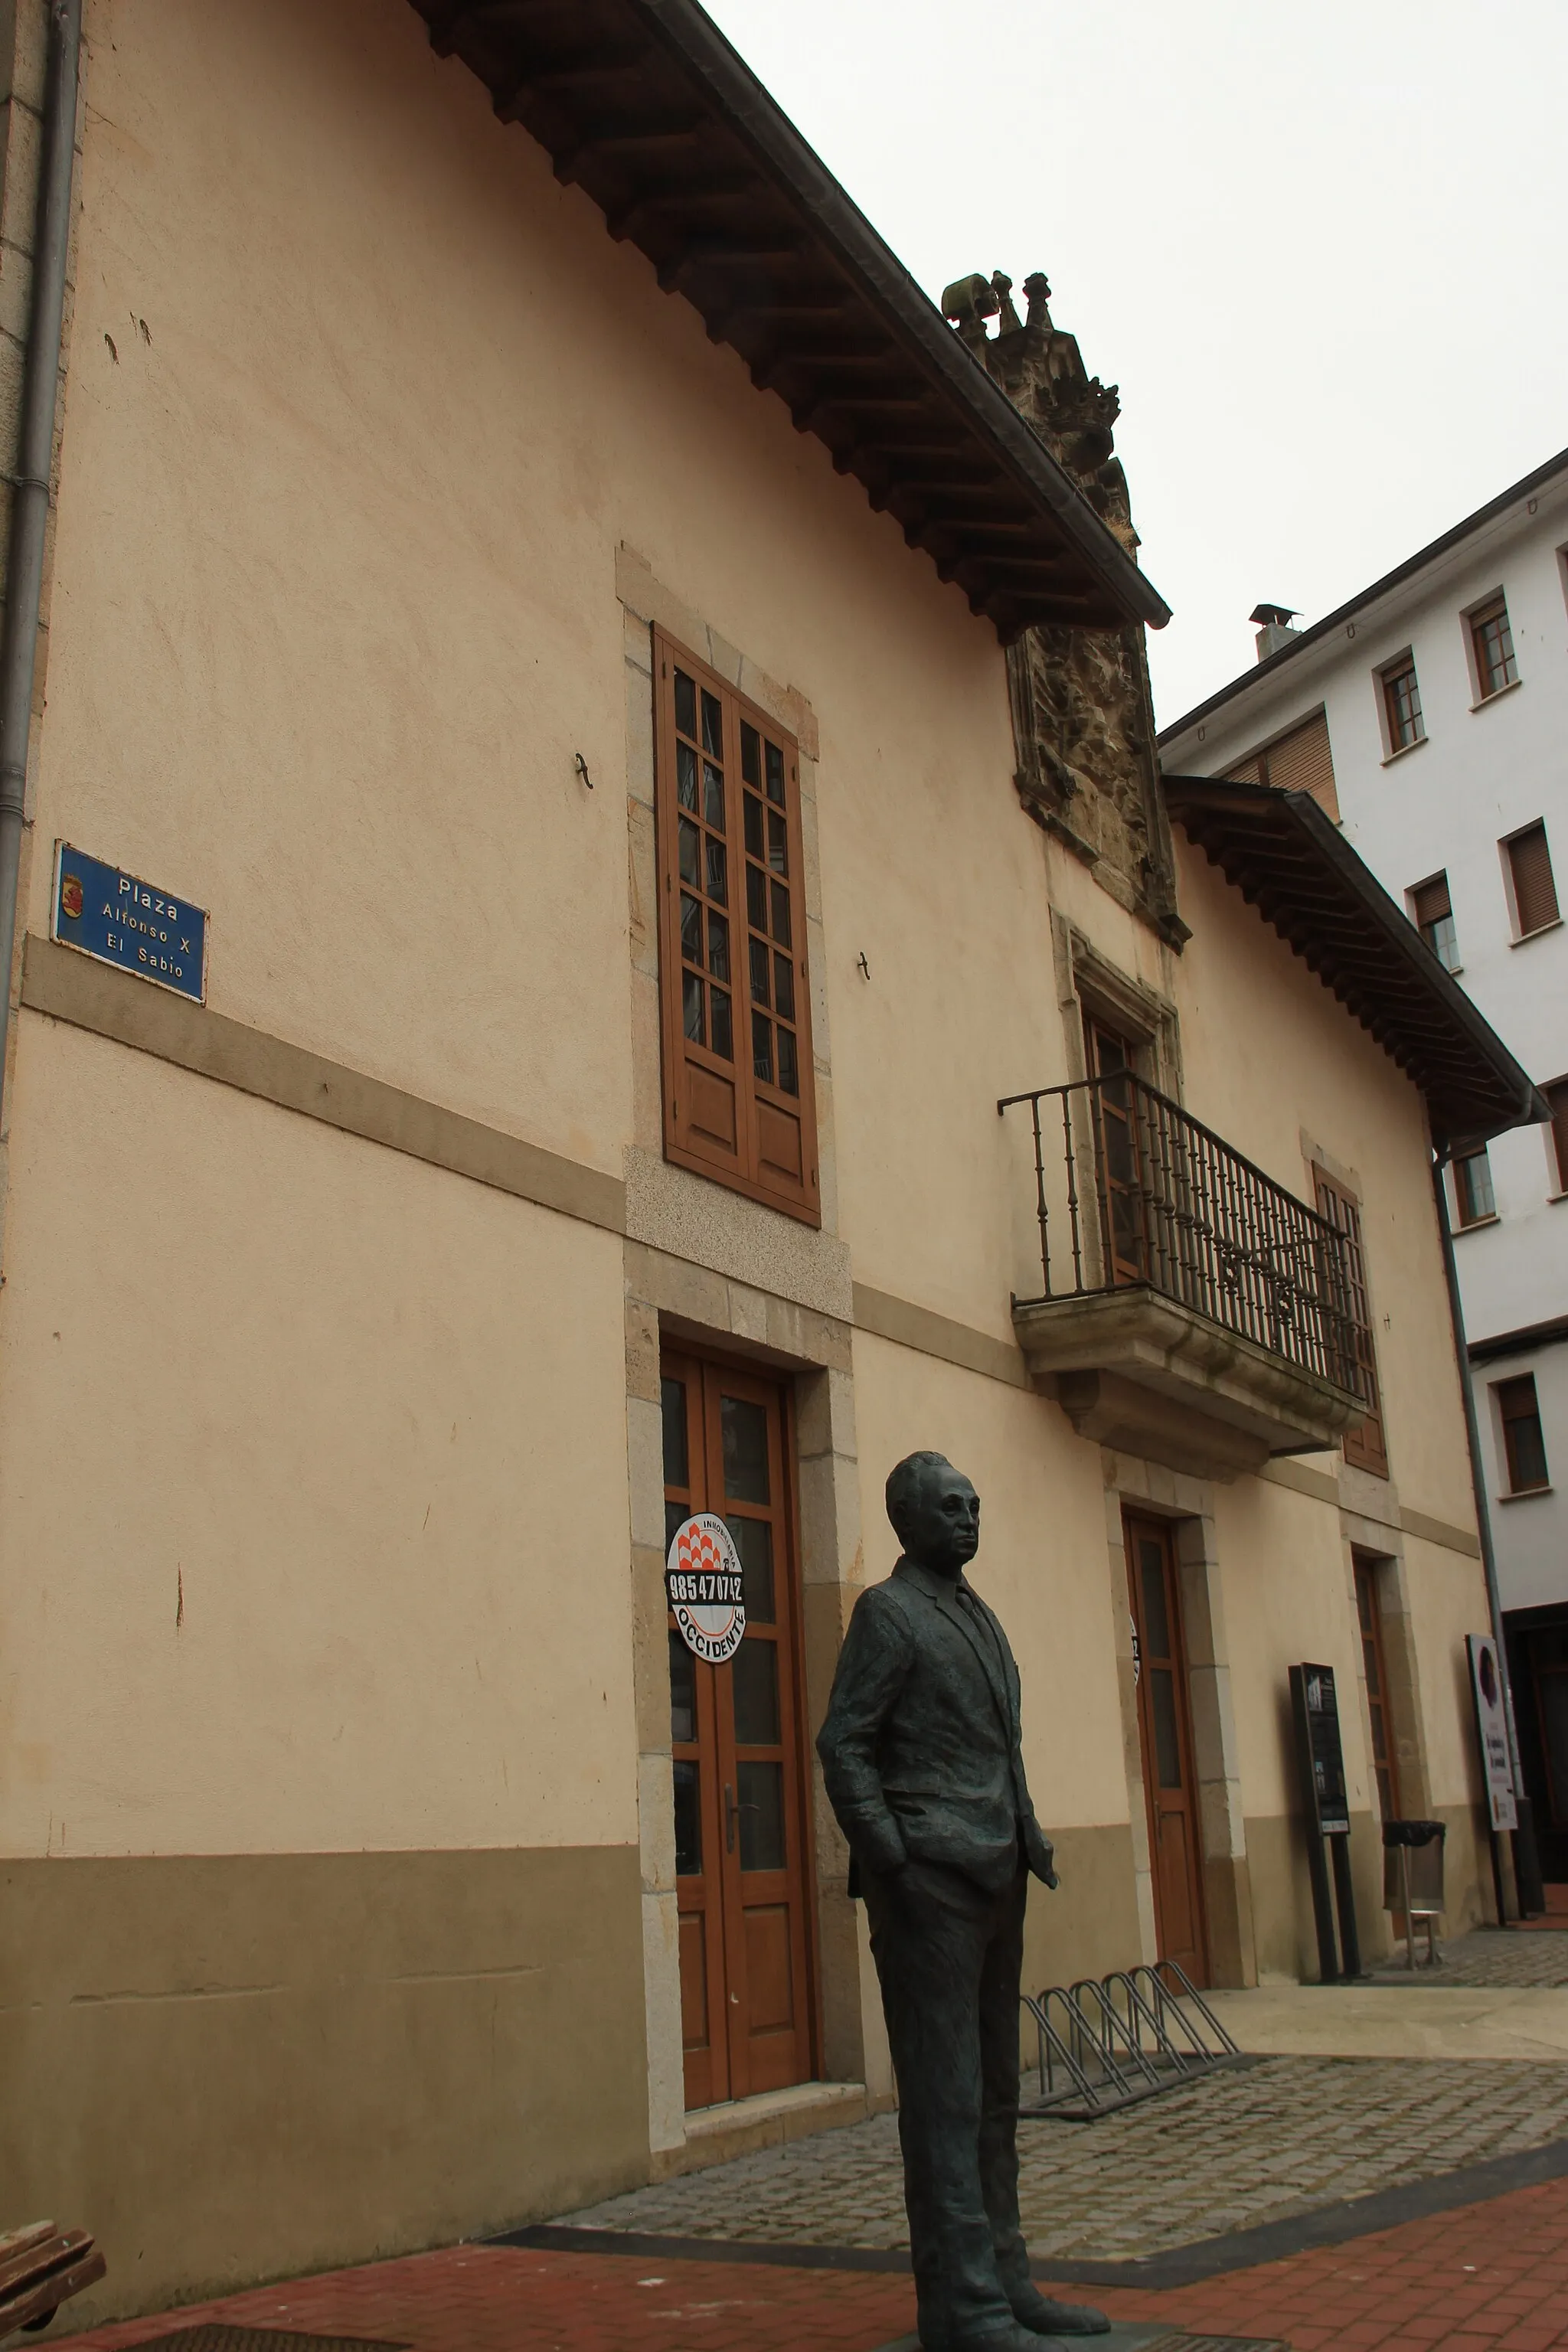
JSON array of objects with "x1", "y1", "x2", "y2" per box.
[{"x1": 818, "y1": 1452, "x2": 1109, "y2": 2352}]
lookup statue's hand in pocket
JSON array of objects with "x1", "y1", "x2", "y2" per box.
[{"x1": 1024, "y1": 1818, "x2": 1059, "y2": 1889}]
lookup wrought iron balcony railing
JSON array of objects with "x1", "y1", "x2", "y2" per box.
[{"x1": 998, "y1": 1072, "x2": 1374, "y2": 1404}]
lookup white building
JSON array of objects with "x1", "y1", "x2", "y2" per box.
[{"x1": 1158, "y1": 450, "x2": 1568, "y2": 1881}]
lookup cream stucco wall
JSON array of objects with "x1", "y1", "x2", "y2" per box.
[
  {"x1": 9, "y1": 0, "x2": 1018, "y2": 1861},
  {"x1": 1169, "y1": 846, "x2": 1477, "y2": 1533},
  {"x1": 1214, "y1": 1479, "x2": 1359, "y2": 1824},
  {"x1": 850, "y1": 1331, "x2": 1129, "y2": 1835},
  {"x1": 849, "y1": 1332, "x2": 1146, "y2": 1992},
  {"x1": 0, "y1": 1016, "x2": 636, "y2": 1857},
  {"x1": 1404, "y1": 1533, "x2": 1499, "y2": 1813},
  {"x1": 30, "y1": 0, "x2": 1025, "y2": 1187}
]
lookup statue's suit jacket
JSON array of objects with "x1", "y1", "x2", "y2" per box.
[{"x1": 817, "y1": 1557, "x2": 1056, "y2": 1898}]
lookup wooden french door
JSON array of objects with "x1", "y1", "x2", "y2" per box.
[
  {"x1": 1087, "y1": 1018, "x2": 1149, "y2": 1286},
  {"x1": 1125, "y1": 1511, "x2": 1210, "y2": 1985},
  {"x1": 661, "y1": 1350, "x2": 815, "y2": 2109},
  {"x1": 1354, "y1": 1557, "x2": 1400, "y2": 1825}
]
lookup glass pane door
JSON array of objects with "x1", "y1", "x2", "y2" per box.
[
  {"x1": 1125, "y1": 1511, "x2": 1210, "y2": 1984},
  {"x1": 662, "y1": 1351, "x2": 815, "y2": 2105}
]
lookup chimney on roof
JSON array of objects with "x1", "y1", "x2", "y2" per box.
[{"x1": 1250, "y1": 603, "x2": 1300, "y2": 662}]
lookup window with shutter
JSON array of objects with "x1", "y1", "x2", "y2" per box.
[
  {"x1": 1409, "y1": 871, "x2": 1459, "y2": 971},
  {"x1": 1380, "y1": 657, "x2": 1424, "y2": 752},
  {"x1": 1547, "y1": 1080, "x2": 1568, "y2": 1195},
  {"x1": 1313, "y1": 1167, "x2": 1388, "y2": 1477},
  {"x1": 1469, "y1": 596, "x2": 1518, "y2": 699},
  {"x1": 1224, "y1": 710, "x2": 1338, "y2": 819},
  {"x1": 1496, "y1": 1374, "x2": 1550, "y2": 1494},
  {"x1": 1452, "y1": 1147, "x2": 1496, "y2": 1227},
  {"x1": 655, "y1": 631, "x2": 819, "y2": 1223},
  {"x1": 1506, "y1": 822, "x2": 1560, "y2": 938}
]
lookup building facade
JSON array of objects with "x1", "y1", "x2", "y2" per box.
[
  {"x1": 0, "y1": 0, "x2": 1540, "y2": 2321},
  {"x1": 1160, "y1": 454, "x2": 1568, "y2": 1877}
]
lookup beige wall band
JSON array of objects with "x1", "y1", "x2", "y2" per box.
[
  {"x1": 851, "y1": 1280, "x2": 1031, "y2": 1390},
  {"x1": 21, "y1": 933, "x2": 1482, "y2": 1566},
  {"x1": 20, "y1": 933, "x2": 626, "y2": 1234}
]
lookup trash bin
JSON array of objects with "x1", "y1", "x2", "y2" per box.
[{"x1": 1382, "y1": 1818, "x2": 1446, "y2": 1969}]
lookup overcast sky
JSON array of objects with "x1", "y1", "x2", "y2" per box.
[{"x1": 704, "y1": 0, "x2": 1568, "y2": 727}]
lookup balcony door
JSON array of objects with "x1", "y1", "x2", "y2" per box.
[
  {"x1": 1125, "y1": 1511, "x2": 1210, "y2": 1984},
  {"x1": 1086, "y1": 1018, "x2": 1149, "y2": 1287},
  {"x1": 662, "y1": 1349, "x2": 815, "y2": 2109}
]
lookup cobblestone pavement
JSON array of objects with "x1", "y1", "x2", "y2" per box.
[
  {"x1": 1374, "y1": 1929, "x2": 1568, "y2": 1990},
  {"x1": 566, "y1": 2057, "x2": 1568, "y2": 2260},
  {"x1": 50, "y1": 2172, "x2": 1568, "y2": 2352}
]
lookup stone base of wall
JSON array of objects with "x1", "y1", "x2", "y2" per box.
[
  {"x1": 1, "y1": 1846, "x2": 648, "y2": 2323},
  {"x1": 1019, "y1": 1821, "x2": 1141, "y2": 1995},
  {"x1": 1243, "y1": 1806, "x2": 1491, "y2": 1981}
]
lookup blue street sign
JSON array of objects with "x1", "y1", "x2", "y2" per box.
[{"x1": 51, "y1": 843, "x2": 207, "y2": 1002}]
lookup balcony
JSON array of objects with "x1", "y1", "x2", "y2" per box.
[{"x1": 998, "y1": 1073, "x2": 1373, "y2": 1480}]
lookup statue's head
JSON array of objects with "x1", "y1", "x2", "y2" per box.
[{"x1": 885, "y1": 1452, "x2": 980, "y2": 1578}]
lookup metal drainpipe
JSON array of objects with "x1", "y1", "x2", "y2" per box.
[
  {"x1": 0, "y1": 0, "x2": 82, "y2": 1138},
  {"x1": 1429, "y1": 1146, "x2": 1544, "y2": 1918}
]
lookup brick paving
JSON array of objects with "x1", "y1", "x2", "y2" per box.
[
  {"x1": 565, "y1": 2056, "x2": 1568, "y2": 2260},
  {"x1": 1373, "y1": 1930, "x2": 1568, "y2": 1991},
  {"x1": 46, "y1": 2173, "x2": 1568, "y2": 2352},
  {"x1": 49, "y1": 2245, "x2": 915, "y2": 2352},
  {"x1": 1078, "y1": 2175, "x2": 1568, "y2": 2352}
]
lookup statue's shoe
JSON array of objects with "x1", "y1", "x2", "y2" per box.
[{"x1": 1009, "y1": 2288, "x2": 1112, "y2": 2337}]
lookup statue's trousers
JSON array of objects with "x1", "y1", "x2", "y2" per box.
[{"x1": 861, "y1": 1859, "x2": 1031, "y2": 2350}]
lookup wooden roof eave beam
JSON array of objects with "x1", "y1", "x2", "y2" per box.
[
  {"x1": 417, "y1": 0, "x2": 1168, "y2": 635},
  {"x1": 429, "y1": 0, "x2": 528, "y2": 55},
  {"x1": 606, "y1": 178, "x2": 759, "y2": 240},
  {"x1": 493, "y1": 54, "x2": 656, "y2": 122},
  {"x1": 554, "y1": 122, "x2": 711, "y2": 187},
  {"x1": 655, "y1": 239, "x2": 812, "y2": 294}
]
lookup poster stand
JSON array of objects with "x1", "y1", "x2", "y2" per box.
[
  {"x1": 1290, "y1": 1662, "x2": 1365, "y2": 1983},
  {"x1": 1467, "y1": 1632, "x2": 1520, "y2": 1927}
]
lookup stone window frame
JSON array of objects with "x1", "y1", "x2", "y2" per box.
[
  {"x1": 1097, "y1": 1459, "x2": 1255, "y2": 1988},
  {"x1": 617, "y1": 546, "x2": 844, "y2": 1263},
  {"x1": 652, "y1": 632, "x2": 822, "y2": 1223},
  {"x1": 1049, "y1": 916, "x2": 1184, "y2": 1292},
  {"x1": 614, "y1": 551, "x2": 881, "y2": 2160},
  {"x1": 1337, "y1": 1524, "x2": 1439, "y2": 1945},
  {"x1": 1051, "y1": 914, "x2": 1183, "y2": 1099}
]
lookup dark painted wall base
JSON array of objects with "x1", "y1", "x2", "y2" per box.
[{"x1": 1, "y1": 1846, "x2": 649, "y2": 2323}]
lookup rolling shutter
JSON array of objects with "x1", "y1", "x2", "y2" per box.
[
  {"x1": 1224, "y1": 710, "x2": 1338, "y2": 821},
  {"x1": 1411, "y1": 874, "x2": 1451, "y2": 933},
  {"x1": 1508, "y1": 823, "x2": 1560, "y2": 938}
]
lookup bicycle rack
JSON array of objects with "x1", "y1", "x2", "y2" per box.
[{"x1": 1019, "y1": 1958, "x2": 1250, "y2": 2119}]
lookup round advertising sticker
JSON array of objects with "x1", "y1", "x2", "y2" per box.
[{"x1": 666, "y1": 1513, "x2": 746, "y2": 1664}]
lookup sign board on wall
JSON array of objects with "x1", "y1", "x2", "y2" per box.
[
  {"x1": 1467, "y1": 1633, "x2": 1518, "y2": 1831},
  {"x1": 666, "y1": 1513, "x2": 746, "y2": 1664},
  {"x1": 51, "y1": 843, "x2": 207, "y2": 1004}
]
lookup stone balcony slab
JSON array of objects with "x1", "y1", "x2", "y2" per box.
[{"x1": 1013, "y1": 1284, "x2": 1366, "y2": 1481}]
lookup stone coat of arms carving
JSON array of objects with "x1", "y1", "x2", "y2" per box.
[{"x1": 942, "y1": 270, "x2": 1187, "y2": 946}]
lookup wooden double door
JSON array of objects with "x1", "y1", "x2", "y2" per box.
[
  {"x1": 1125, "y1": 1511, "x2": 1210, "y2": 1985},
  {"x1": 662, "y1": 1350, "x2": 815, "y2": 2108}
]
